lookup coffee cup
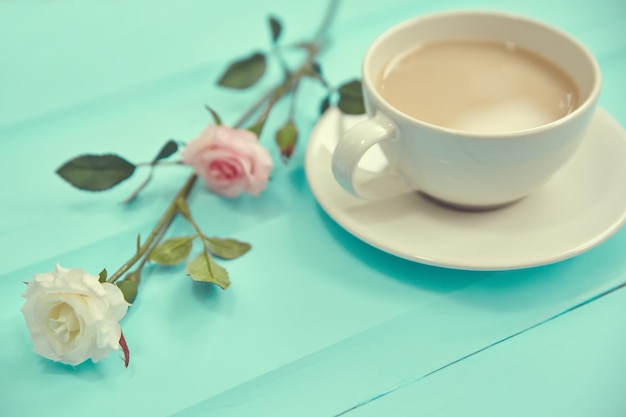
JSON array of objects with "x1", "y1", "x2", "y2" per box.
[{"x1": 331, "y1": 10, "x2": 601, "y2": 209}]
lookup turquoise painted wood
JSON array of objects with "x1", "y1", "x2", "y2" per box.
[{"x1": 1, "y1": 0, "x2": 625, "y2": 416}]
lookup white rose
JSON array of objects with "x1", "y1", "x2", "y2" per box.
[{"x1": 21, "y1": 264, "x2": 130, "y2": 366}]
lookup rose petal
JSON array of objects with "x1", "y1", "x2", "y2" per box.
[
  {"x1": 21, "y1": 265, "x2": 129, "y2": 366},
  {"x1": 182, "y1": 124, "x2": 273, "y2": 198}
]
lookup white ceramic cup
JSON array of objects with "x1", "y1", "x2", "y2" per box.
[{"x1": 331, "y1": 10, "x2": 602, "y2": 209}]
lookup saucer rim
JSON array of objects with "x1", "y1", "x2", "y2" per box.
[{"x1": 305, "y1": 107, "x2": 626, "y2": 271}]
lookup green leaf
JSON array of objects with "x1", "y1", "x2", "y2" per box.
[
  {"x1": 338, "y1": 79, "x2": 362, "y2": 97},
  {"x1": 117, "y1": 278, "x2": 139, "y2": 304},
  {"x1": 176, "y1": 197, "x2": 193, "y2": 222},
  {"x1": 311, "y1": 61, "x2": 322, "y2": 77},
  {"x1": 205, "y1": 237, "x2": 251, "y2": 260},
  {"x1": 247, "y1": 119, "x2": 266, "y2": 137},
  {"x1": 123, "y1": 140, "x2": 177, "y2": 204},
  {"x1": 186, "y1": 252, "x2": 231, "y2": 289},
  {"x1": 312, "y1": 62, "x2": 329, "y2": 85},
  {"x1": 217, "y1": 52, "x2": 267, "y2": 90},
  {"x1": 337, "y1": 79, "x2": 366, "y2": 115},
  {"x1": 320, "y1": 94, "x2": 331, "y2": 115},
  {"x1": 303, "y1": 62, "x2": 329, "y2": 88},
  {"x1": 98, "y1": 268, "x2": 107, "y2": 283},
  {"x1": 125, "y1": 270, "x2": 141, "y2": 283},
  {"x1": 56, "y1": 154, "x2": 136, "y2": 191},
  {"x1": 268, "y1": 16, "x2": 282, "y2": 43},
  {"x1": 275, "y1": 120, "x2": 298, "y2": 161},
  {"x1": 120, "y1": 140, "x2": 178, "y2": 204},
  {"x1": 124, "y1": 140, "x2": 174, "y2": 204},
  {"x1": 149, "y1": 236, "x2": 195, "y2": 266},
  {"x1": 152, "y1": 140, "x2": 178, "y2": 164},
  {"x1": 204, "y1": 105, "x2": 223, "y2": 125}
]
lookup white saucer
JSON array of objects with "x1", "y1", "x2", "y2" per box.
[{"x1": 304, "y1": 107, "x2": 626, "y2": 270}]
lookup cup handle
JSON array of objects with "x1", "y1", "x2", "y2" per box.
[{"x1": 332, "y1": 111, "x2": 412, "y2": 199}]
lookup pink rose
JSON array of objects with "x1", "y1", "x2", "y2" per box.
[{"x1": 181, "y1": 125, "x2": 273, "y2": 198}]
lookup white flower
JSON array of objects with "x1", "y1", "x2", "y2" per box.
[{"x1": 21, "y1": 264, "x2": 129, "y2": 366}]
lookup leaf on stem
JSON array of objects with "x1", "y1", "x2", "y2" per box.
[
  {"x1": 305, "y1": 61, "x2": 329, "y2": 88},
  {"x1": 337, "y1": 79, "x2": 366, "y2": 115},
  {"x1": 116, "y1": 270, "x2": 140, "y2": 303},
  {"x1": 204, "y1": 105, "x2": 223, "y2": 125},
  {"x1": 149, "y1": 236, "x2": 195, "y2": 265},
  {"x1": 247, "y1": 119, "x2": 266, "y2": 138},
  {"x1": 268, "y1": 15, "x2": 283, "y2": 43},
  {"x1": 117, "y1": 278, "x2": 139, "y2": 304},
  {"x1": 186, "y1": 252, "x2": 231, "y2": 289},
  {"x1": 176, "y1": 197, "x2": 193, "y2": 222},
  {"x1": 217, "y1": 52, "x2": 267, "y2": 90},
  {"x1": 152, "y1": 140, "x2": 179, "y2": 163},
  {"x1": 320, "y1": 94, "x2": 331, "y2": 115},
  {"x1": 56, "y1": 154, "x2": 136, "y2": 191},
  {"x1": 205, "y1": 237, "x2": 251, "y2": 260},
  {"x1": 311, "y1": 61, "x2": 323, "y2": 77},
  {"x1": 123, "y1": 140, "x2": 180, "y2": 204},
  {"x1": 98, "y1": 268, "x2": 107, "y2": 283},
  {"x1": 275, "y1": 120, "x2": 298, "y2": 162}
]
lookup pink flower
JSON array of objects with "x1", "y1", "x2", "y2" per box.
[{"x1": 181, "y1": 125, "x2": 273, "y2": 198}]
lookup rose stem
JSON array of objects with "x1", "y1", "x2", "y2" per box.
[
  {"x1": 233, "y1": 0, "x2": 339, "y2": 128},
  {"x1": 107, "y1": 174, "x2": 198, "y2": 283},
  {"x1": 107, "y1": 0, "x2": 340, "y2": 284}
]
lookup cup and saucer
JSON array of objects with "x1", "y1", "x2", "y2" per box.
[
  {"x1": 305, "y1": 106, "x2": 626, "y2": 270},
  {"x1": 304, "y1": 10, "x2": 626, "y2": 271}
]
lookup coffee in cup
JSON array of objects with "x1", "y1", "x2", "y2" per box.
[
  {"x1": 377, "y1": 39, "x2": 579, "y2": 133},
  {"x1": 331, "y1": 11, "x2": 601, "y2": 209}
]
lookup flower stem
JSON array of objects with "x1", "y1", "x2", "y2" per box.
[
  {"x1": 245, "y1": 42, "x2": 322, "y2": 131},
  {"x1": 108, "y1": 174, "x2": 198, "y2": 283},
  {"x1": 108, "y1": 0, "x2": 339, "y2": 285},
  {"x1": 135, "y1": 160, "x2": 184, "y2": 168},
  {"x1": 233, "y1": 0, "x2": 337, "y2": 130},
  {"x1": 233, "y1": 88, "x2": 276, "y2": 129},
  {"x1": 175, "y1": 198, "x2": 213, "y2": 264}
]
